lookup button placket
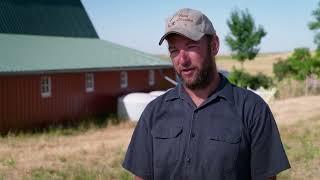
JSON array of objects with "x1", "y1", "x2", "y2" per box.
[
  {"x1": 185, "y1": 109, "x2": 198, "y2": 166},
  {"x1": 191, "y1": 132, "x2": 195, "y2": 138},
  {"x1": 190, "y1": 110, "x2": 197, "y2": 139}
]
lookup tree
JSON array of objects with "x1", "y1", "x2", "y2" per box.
[
  {"x1": 273, "y1": 48, "x2": 320, "y2": 81},
  {"x1": 225, "y1": 9, "x2": 266, "y2": 68},
  {"x1": 308, "y1": 1, "x2": 320, "y2": 51}
]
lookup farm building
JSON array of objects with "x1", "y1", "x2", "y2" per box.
[{"x1": 0, "y1": 0, "x2": 175, "y2": 133}]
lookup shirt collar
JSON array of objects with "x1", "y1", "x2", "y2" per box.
[
  {"x1": 164, "y1": 85, "x2": 180, "y2": 101},
  {"x1": 209, "y1": 73, "x2": 235, "y2": 105},
  {"x1": 164, "y1": 73, "x2": 234, "y2": 105},
  {"x1": 164, "y1": 81, "x2": 192, "y2": 102}
]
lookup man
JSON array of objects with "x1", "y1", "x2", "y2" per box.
[{"x1": 123, "y1": 8, "x2": 290, "y2": 180}]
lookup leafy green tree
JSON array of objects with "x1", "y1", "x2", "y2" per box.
[
  {"x1": 225, "y1": 9, "x2": 267, "y2": 68},
  {"x1": 273, "y1": 48, "x2": 320, "y2": 81},
  {"x1": 308, "y1": 1, "x2": 320, "y2": 50},
  {"x1": 273, "y1": 59, "x2": 292, "y2": 81}
]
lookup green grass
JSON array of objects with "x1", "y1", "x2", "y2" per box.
[
  {"x1": 23, "y1": 156, "x2": 133, "y2": 180},
  {"x1": 278, "y1": 117, "x2": 320, "y2": 179},
  {"x1": 9, "y1": 146, "x2": 133, "y2": 180},
  {"x1": 27, "y1": 167, "x2": 66, "y2": 180},
  {"x1": 1, "y1": 114, "x2": 122, "y2": 139},
  {"x1": 0, "y1": 157, "x2": 16, "y2": 167}
]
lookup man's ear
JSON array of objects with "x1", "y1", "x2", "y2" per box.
[{"x1": 211, "y1": 35, "x2": 219, "y2": 56}]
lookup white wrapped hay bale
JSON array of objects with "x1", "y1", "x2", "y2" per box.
[
  {"x1": 248, "y1": 87, "x2": 277, "y2": 104},
  {"x1": 117, "y1": 92, "x2": 158, "y2": 121}
]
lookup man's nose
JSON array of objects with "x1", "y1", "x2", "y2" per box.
[{"x1": 178, "y1": 50, "x2": 190, "y2": 66}]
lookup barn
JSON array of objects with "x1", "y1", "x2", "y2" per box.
[{"x1": 0, "y1": 0, "x2": 175, "y2": 133}]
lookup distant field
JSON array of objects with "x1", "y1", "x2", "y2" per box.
[
  {"x1": 157, "y1": 52, "x2": 291, "y2": 76},
  {"x1": 0, "y1": 95, "x2": 319, "y2": 179},
  {"x1": 216, "y1": 52, "x2": 291, "y2": 76}
]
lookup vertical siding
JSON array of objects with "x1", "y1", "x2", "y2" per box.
[
  {"x1": 7, "y1": 76, "x2": 16, "y2": 130},
  {"x1": 0, "y1": 77, "x2": 6, "y2": 132},
  {"x1": 0, "y1": 68, "x2": 175, "y2": 133}
]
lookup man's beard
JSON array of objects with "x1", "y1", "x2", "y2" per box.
[{"x1": 177, "y1": 54, "x2": 215, "y2": 90}]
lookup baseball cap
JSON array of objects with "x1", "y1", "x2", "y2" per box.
[{"x1": 159, "y1": 8, "x2": 216, "y2": 45}]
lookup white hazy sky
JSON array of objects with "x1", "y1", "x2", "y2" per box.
[{"x1": 81, "y1": 0, "x2": 319, "y2": 55}]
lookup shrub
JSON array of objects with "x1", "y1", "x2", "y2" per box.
[
  {"x1": 227, "y1": 68, "x2": 273, "y2": 90},
  {"x1": 273, "y1": 59, "x2": 292, "y2": 81},
  {"x1": 273, "y1": 48, "x2": 320, "y2": 81},
  {"x1": 291, "y1": 47, "x2": 311, "y2": 61}
]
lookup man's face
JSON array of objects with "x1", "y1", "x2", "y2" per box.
[{"x1": 167, "y1": 35, "x2": 218, "y2": 90}]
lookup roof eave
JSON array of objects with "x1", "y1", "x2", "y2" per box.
[{"x1": 0, "y1": 65, "x2": 173, "y2": 76}]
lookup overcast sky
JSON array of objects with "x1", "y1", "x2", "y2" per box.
[{"x1": 81, "y1": 0, "x2": 318, "y2": 55}]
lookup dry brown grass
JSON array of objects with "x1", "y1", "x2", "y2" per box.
[
  {"x1": 216, "y1": 52, "x2": 291, "y2": 76},
  {"x1": 270, "y1": 95, "x2": 320, "y2": 125},
  {"x1": 158, "y1": 52, "x2": 291, "y2": 76},
  {"x1": 0, "y1": 122, "x2": 135, "y2": 179},
  {"x1": 278, "y1": 117, "x2": 320, "y2": 179}
]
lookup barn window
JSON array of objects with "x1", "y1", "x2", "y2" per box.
[
  {"x1": 85, "y1": 73, "x2": 94, "y2": 92},
  {"x1": 149, "y1": 70, "x2": 155, "y2": 86},
  {"x1": 120, "y1": 71, "x2": 128, "y2": 88},
  {"x1": 41, "y1": 76, "x2": 51, "y2": 98}
]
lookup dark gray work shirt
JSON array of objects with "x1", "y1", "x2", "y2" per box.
[{"x1": 122, "y1": 75, "x2": 290, "y2": 180}]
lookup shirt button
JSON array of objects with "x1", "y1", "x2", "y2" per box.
[
  {"x1": 186, "y1": 158, "x2": 191, "y2": 163},
  {"x1": 191, "y1": 132, "x2": 195, "y2": 138}
]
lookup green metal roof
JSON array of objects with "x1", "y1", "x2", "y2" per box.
[
  {"x1": 0, "y1": 33, "x2": 172, "y2": 74},
  {"x1": 0, "y1": 0, "x2": 98, "y2": 38}
]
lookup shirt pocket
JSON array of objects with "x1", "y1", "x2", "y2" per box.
[
  {"x1": 205, "y1": 133, "x2": 241, "y2": 173},
  {"x1": 151, "y1": 126, "x2": 182, "y2": 168}
]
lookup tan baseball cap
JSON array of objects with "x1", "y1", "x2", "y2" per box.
[{"x1": 159, "y1": 8, "x2": 216, "y2": 45}]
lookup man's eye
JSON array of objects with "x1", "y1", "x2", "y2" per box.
[
  {"x1": 169, "y1": 50, "x2": 179, "y2": 56},
  {"x1": 188, "y1": 45, "x2": 198, "y2": 49}
]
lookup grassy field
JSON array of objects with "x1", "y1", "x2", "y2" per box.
[
  {"x1": 0, "y1": 94, "x2": 320, "y2": 179},
  {"x1": 278, "y1": 117, "x2": 320, "y2": 179},
  {"x1": 0, "y1": 121, "x2": 135, "y2": 180},
  {"x1": 158, "y1": 52, "x2": 291, "y2": 76},
  {"x1": 216, "y1": 52, "x2": 291, "y2": 76}
]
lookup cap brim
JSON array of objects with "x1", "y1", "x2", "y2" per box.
[{"x1": 158, "y1": 28, "x2": 205, "y2": 45}]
